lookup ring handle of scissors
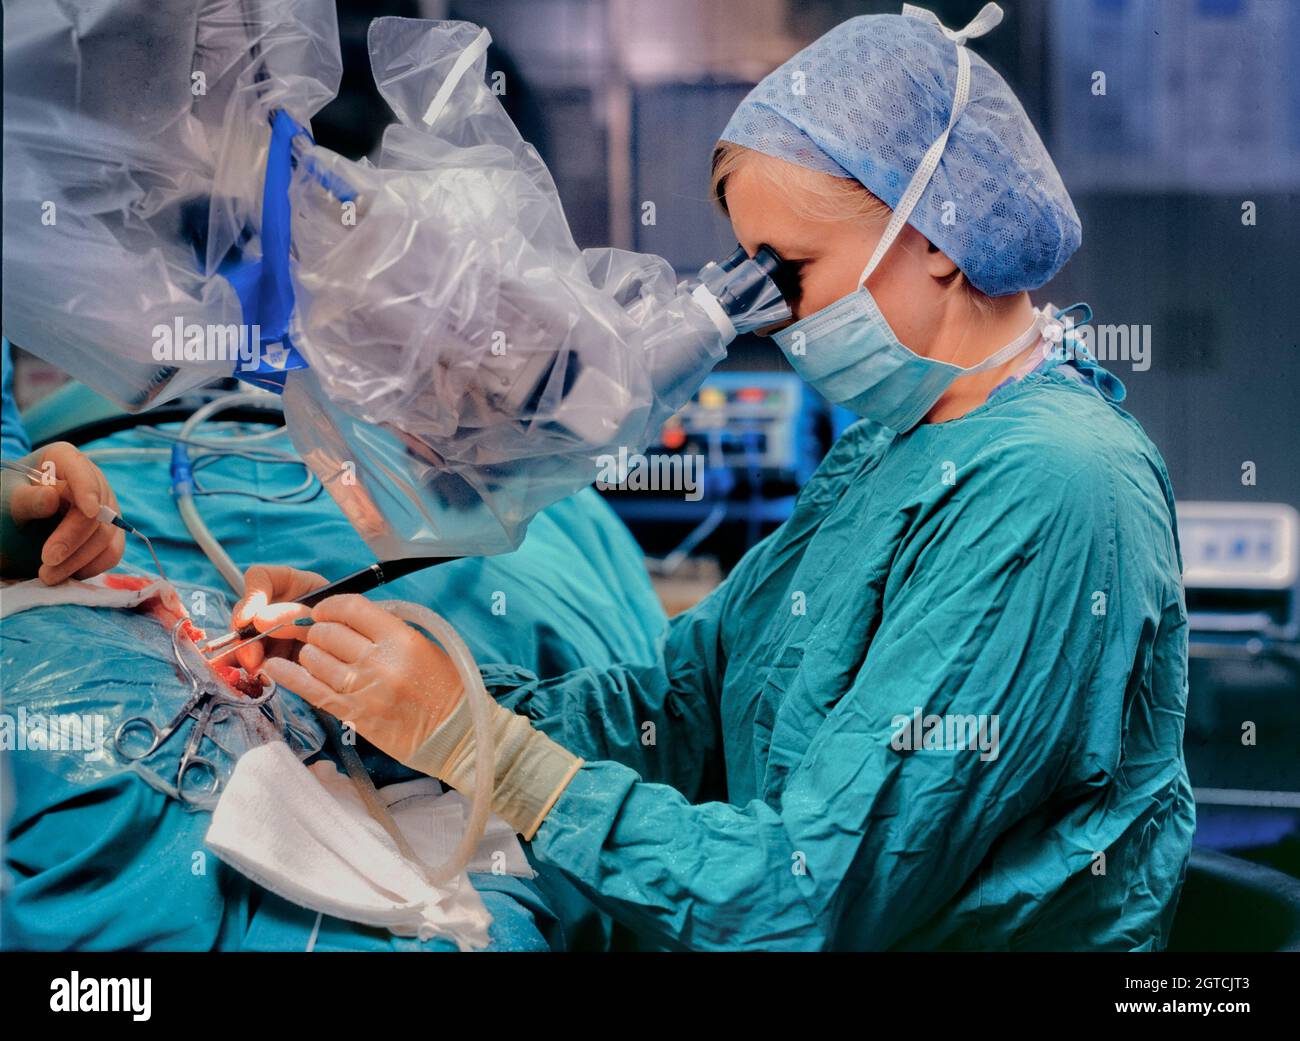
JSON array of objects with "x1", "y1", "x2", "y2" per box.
[
  {"x1": 113, "y1": 715, "x2": 165, "y2": 761},
  {"x1": 176, "y1": 755, "x2": 222, "y2": 805},
  {"x1": 113, "y1": 686, "x2": 211, "y2": 761},
  {"x1": 173, "y1": 698, "x2": 223, "y2": 804}
]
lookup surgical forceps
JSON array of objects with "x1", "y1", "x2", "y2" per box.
[{"x1": 114, "y1": 619, "x2": 276, "y2": 805}]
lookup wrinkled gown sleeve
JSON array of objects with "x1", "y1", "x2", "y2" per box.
[
  {"x1": 484, "y1": 576, "x2": 732, "y2": 803},
  {"x1": 508, "y1": 445, "x2": 1121, "y2": 949}
]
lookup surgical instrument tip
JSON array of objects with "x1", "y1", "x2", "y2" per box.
[
  {"x1": 96, "y1": 504, "x2": 169, "y2": 584},
  {"x1": 199, "y1": 616, "x2": 315, "y2": 659},
  {"x1": 198, "y1": 557, "x2": 456, "y2": 656}
]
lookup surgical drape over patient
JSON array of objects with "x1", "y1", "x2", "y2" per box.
[{"x1": 2, "y1": 3, "x2": 781, "y2": 556}]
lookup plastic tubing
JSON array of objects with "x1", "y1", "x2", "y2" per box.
[
  {"x1": 175, "y1": 391, "x2": 284, "y2": 593},
  {"x1": 375, "y1": 599, "x2": 495, "y2": 887}
]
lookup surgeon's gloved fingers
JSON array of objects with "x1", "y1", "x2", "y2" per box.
[
  {"x1": 273, "y1": 607, "x2": 464, "y2": 762},
  {"x1": 234, "y1": 564, "x2": 328, "y2": 627},
  {"x1": 35, "y1": 442, "x2": 106, "y2": 519},
  {"x1": 221, "y1": 602, "x2": 313, "y2": 675},
  {"x1": 298, "y1": 642, "x2": 356, "y2": 694},
  {"x1": 231, "y1": 635, "x2": 300, "y2": 673},
  {"x1": 42, "y1": 501, "x2": 99, "y2": 566},
  {"x1": 252, "y1": 601, "x2": 312, "y2": 633},
  {"x1": 260, "y1": 656, "x2": 346, "y2": 717},
  {"x1": 71, "y1": 527, "x2": 126, "y2": 581},
  {"x1": 228, "y1": 638, "x2": 264, "y2": 673},
  {"x1": 7, "y1": 483, "x2": 61, "y2": 525},
  {"x1": 38, "y1": 525, "x2": 121, "y2": 585},
  {"x1": 312, "y1": 594, "x2": 404, "y2": 642},
  {"x1": 305, "y1": 620, "x2": 372, "y2": 663},
  {"x1": 231, "y1": 647, "x2": 259, "y2": 673}
]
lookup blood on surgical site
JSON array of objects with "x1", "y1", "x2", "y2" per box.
[{"x1": 102, "y1": 573, "x2": 267, "y2": 698}]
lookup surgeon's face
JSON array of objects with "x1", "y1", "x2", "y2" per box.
[{"x1": 723, "y1": 153, "x2": 954, "y2": 351}]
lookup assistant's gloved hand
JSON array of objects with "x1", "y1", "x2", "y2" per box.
[
  {"x1": 261, "y1": 593, "x2": 582, "y2": 839},
  {"x1": 0, "y1": 442, "x2": 124, "y2": 583},
  {"x1": 259, "y1": 593, "x2": 464, "y2": 762}
]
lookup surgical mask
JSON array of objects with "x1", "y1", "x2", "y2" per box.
[
  {"x1": 771, "y1": 2, "x2": 1041, "y2": 434},
  {"x1": 772, "y1": 292, "x2": 1053, "y2": 433}
]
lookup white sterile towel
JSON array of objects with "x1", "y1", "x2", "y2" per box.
[
  {"x1": 0, "y1": 573, "x2": 181, "y2": 619},
  {"x1": 378, "y1": 780, "x2": 534, "y2": 879},
  {"x1": 206, "y1": 740, "x2": 530, "y2": 951}
]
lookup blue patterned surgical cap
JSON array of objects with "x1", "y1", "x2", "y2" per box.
[{"x1": 719, "y1": 5, "x2": 1080, "y2": 296}]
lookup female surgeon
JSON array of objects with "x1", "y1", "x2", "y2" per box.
[{"x1": 232, "y1": 4, "x2": 1195, "y2": 950}]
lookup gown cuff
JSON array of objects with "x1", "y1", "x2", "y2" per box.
[{"x1": 404, "y1": 694, "x2": 583, "y2": 840}]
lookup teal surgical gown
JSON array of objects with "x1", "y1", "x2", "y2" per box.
[{"x1": 487, "y1": 356, "x2": 1195, "y2": 950}]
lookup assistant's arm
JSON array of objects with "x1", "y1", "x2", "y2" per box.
[
  {"x1": 476, "y1": 578, "x2": 732, "y2": 798},
  {"x1": 1, "y1": 338, "x2": 33, "y2": 458}
]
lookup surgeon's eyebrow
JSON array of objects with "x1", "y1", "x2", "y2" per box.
[{"x1": 769, "y1": 227, "x2": 828, "y2": 257}]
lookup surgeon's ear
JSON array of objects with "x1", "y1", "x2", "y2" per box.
[{"x1": 924, "y1": 240, "x2": 961, "y2": 282}]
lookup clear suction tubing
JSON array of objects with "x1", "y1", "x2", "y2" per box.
[{"x1": 375, "y1": 600, "x2": 495, "y2": 887}]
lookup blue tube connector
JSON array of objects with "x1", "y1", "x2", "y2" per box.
[{"x1": 170, "y1": 442, "x2": 194, "y2": 497}]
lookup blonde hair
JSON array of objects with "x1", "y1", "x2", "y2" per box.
[{"x1": 710, "y1": 140, "x2": 994, "y2": 313}]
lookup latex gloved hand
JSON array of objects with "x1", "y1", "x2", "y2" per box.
[
  {"x1": 0, "y1": 441, "x2": 124, "y2": 583},
  {"x1": 263, "y1": 593, "x2": 582, "y2": 839},
  {"x1": 259, "y1": 593, "x2": 465, "y2": 763},
  {"x1": 226, "y1": 565, "x2": 329, "y2": 672}
]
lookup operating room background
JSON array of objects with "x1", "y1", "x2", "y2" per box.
[
  {"x1": 8, "y1": 0, "x2": 1299, "y2": 876},
  {"x1": 14, "y1": 0, "x2": 1298, "y2": 514}
]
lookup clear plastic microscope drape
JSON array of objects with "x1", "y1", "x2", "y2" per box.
[{"x1": 2, "y1": 3, "x2": 768, "y2": 556}]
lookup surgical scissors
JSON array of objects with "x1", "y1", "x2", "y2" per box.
[{"x1": 114, "y1": 618, "x2": 276, "y2": 805}]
